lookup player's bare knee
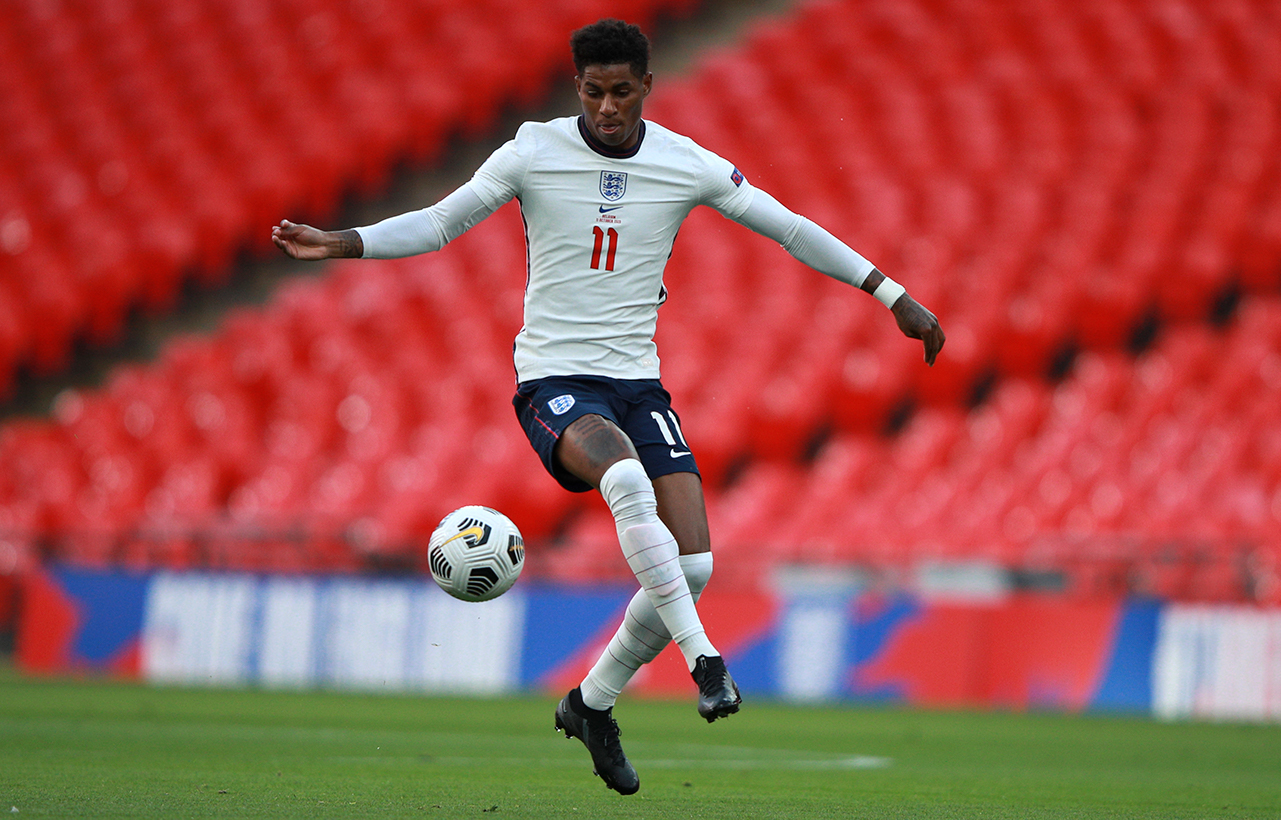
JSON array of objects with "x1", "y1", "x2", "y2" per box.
[{"x1": 560, "y1": 415, "x2": 637, "y2": 483}]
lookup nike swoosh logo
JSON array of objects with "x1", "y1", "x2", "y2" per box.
[
  {"x1": 670, "y1": 448, "x2": 691, "y2": 458},
  {"x1": 443, "y1": 526, "x2": 486, "y2": 547},
  {"x1": 599, "y1": 205, "x2": 623, "y2": 213}
]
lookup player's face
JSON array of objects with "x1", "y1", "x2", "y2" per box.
[{"x1": 575, "y1": 64, "x2": 652, "y2": 151}]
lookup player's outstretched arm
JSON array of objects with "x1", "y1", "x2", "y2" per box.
[
  {"x1": 729, "y1": 190, "x2": 944, "y2": 364},
  {"x1": 271, "y1": 220, "x2": 363, "y2": 261},
  {"x1": 861, "y1": 268, "x2": 945, "y2": 366}
]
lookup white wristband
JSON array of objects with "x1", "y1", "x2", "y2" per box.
[{"x1": 872, "y1": 277, "x2": 906, "y2": 308}]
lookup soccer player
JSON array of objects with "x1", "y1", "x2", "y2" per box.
[{"x1": 273, "y1": 18, "x2": 944, "y2": 795}]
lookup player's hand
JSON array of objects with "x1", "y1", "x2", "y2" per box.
[
  {"x1": 272, "y1": 220, "x2": 334, "y2": 261},
  {"x1": 891, "y1": 294, "x2": 945, "y2": 366}
]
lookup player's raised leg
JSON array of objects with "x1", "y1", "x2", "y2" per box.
[
  {"x1": 579, "y1": 472, "x2": 740, "y2": 721},
  {"x1": 557, "y1": 415, "x2": 718, "y2": 670},
  {"x1": 564, "y1": 423, "x2": 741, "y2": 720}
]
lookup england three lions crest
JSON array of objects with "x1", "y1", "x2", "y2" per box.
[{"x1": 599, "y1": 171, "x2": 628, "y2": 201}]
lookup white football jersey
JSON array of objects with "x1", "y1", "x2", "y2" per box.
[{"x1": 467, "y1": 116, "x2": 755, "y2": 382}]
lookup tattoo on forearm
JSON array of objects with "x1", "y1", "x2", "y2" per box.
[{"x1": 335, "y1": 229, "x2": 363, "y2": 258}]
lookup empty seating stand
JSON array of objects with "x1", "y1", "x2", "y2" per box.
[
  {"x1": 1, "y1": 0, "x2": 1277, "y2": 602},
  {"x1": 0, "y1": 0, "x2": 700, "y2": 396}
]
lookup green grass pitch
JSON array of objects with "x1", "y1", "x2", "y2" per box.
[{"x1": 2, "y1": 671, "x2": 1279, "y2": 818}]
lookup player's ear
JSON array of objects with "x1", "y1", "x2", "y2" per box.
[{"x1": 641, "y1": 72, "x2": 653, "y2": 96}]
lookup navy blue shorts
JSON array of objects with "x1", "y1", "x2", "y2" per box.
[{"x1": 513, "y1": 375, "x2": 699, "y2": 493}]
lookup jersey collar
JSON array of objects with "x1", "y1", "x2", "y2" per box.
[{"x1": 577, "y1": 116, "x2": 646, "y2": 159}]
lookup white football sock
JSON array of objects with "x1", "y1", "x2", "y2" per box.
[
  {"x1": 580, "y1": 553, "x2": 714, "y2": 711},
  {"x1": 598, "y1": 459, "x2": 718, "y2": 671}
]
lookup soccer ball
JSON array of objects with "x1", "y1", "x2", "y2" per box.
[{"x1": 428, "y1": 506, "x2": 525, "y2": 602}]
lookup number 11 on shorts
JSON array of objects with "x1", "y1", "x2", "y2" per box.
[{"x1": 651, "y1": 411, "x2": 691, "y2": 457}]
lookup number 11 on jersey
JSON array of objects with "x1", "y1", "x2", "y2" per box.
[{"x1": 591, "y1": 226, "x2": 619, "y2": 271}]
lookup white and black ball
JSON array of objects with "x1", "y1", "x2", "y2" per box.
[{"x1": 428, "y1": 506, "x2": 525, "y2": 602}]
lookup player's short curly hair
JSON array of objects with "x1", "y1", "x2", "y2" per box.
[{"x1": 570, "y1": 18, "x2": 650, "y2": 78}]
